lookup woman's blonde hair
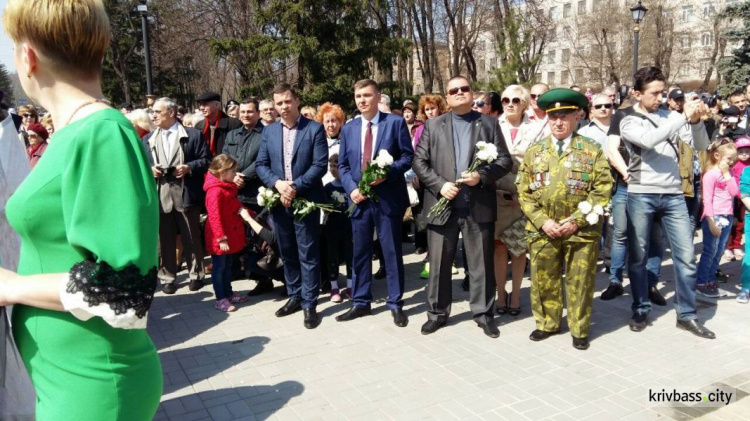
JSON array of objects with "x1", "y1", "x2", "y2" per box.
[
  {"x1": 17, "y1": 105, "x2": 38, "y2": 119},
  {"x1": 301, "y1": 105, "x2": 317, "y2": 119},
  {"x1": 501, "y1": 85, "x2": 531, "y2": 106},
  {"x1": 3, "y1": 0, "x2": 110, "y2": 76},
  {"x1": 209, "y1": 154, "x2": 238, "y2": 176},
  {"x1": 40, "y1": 113, "x2": 53, "y2": 128},
  {"x1": 705, "y1": 137, "x2": 737, "y2": 172},
  {"x1": 125, "y1": 109, "x2": 154, "y2": 133}
]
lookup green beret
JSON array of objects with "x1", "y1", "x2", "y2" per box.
[{"x1": 537, "y1": 88, "x2": 589, "y2": 113}]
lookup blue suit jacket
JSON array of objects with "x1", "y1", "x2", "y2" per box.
[
  {"x1": 255, "y1": 116, "x2": 328, "y2": 203},
  {"x1": 338, "y1": 113, "x2": 414, "y2": 218}
]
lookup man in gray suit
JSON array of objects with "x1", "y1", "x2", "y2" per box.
[
  {"x1": 413, "y1": 76, "x2": 512, "y2": 337},
  {"x1": 145, "y1": 97, "x2": 211, "y2": 294}
]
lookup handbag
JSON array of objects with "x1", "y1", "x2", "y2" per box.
[{"x1": 0, "y1": 307, "x2": 36, "y2": 420}]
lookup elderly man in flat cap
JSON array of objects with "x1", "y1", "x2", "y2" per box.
[
  {"x1": 517, "y1": 88, "x2": 613, "y2": 350},
  {"x1": 195, "y1": 91, "x2": 242, "y2": 155}
]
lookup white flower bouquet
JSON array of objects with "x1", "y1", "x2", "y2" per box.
[
  {"x1": 347, "y1": 150, "x2": 394, "y2": 215},
  {"x1": 428, "y1": 141, "x2": 499, "y2": 218},
  {"x1": 257, "y1": 186, "x2": 281, "y2": 210}
]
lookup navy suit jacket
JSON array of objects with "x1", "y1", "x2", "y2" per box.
[
  {"x1": 255, "y1": 116, "x2": 328, "y2": 203},
  {"x1": 338, "y1": 113, "x2": 414, "y2": 218}
]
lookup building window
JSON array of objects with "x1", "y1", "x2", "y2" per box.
[
  {"x1": 548, "y1": 50, "x2": 556, "y2": 64},
  {"x1": 680, "y1": 35, "x2": 692, "y2": 49},
  {"x1": 563, "y1": 3, "x2": 572, "y2": 18},
  {"x1": 561, "y1": 71, "x2": 570, "y2": 85},
  {"x1": 550, "y1": 6, "x2": 558, "y2": 20},
  {"x1": 593, "y1": 0, "x2": 603, "y2": 12},
  {"x1": 701, "y1": 32, "x2": 713, "y2": 46},
  {"x1": 703, "y1": 3, "x2": 715, "y2": 17},
  {"x1": 575, "y1": 68, "x2": 584, "y2": 82},
  {"x1": 578, "y1": 0, "x2": 586, "y2": 14},
  {"x1": 547, "y1": 71, "x2": 556, "y2": 84},
  {"x1": 548, "y1": 27, "x2": 557, "y2": 42},
  {"x1": 562, "y1": 49, "x2": 570, "y2": 62},
  {"x1": 682, "y1": 5, "x2": 693, "y2": 22}
]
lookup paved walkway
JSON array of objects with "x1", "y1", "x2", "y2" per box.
[{"x1": 149, "y1": 235, "x2": 750, "y2": 420}]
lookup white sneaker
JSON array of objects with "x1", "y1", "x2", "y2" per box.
[
  {"x1": 723, "y1": 250, "x2": 736, "y2": 261},
  {"x1": 737, "y1": 290, "x2": 749, "y2": 304}
]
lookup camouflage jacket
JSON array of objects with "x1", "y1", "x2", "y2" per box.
[{"x1": 517, "y1": 133, "x2": 613, "y2": 242}]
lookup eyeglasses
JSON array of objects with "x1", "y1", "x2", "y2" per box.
[
  {"x1": 501, "y1": 97, "x2": 522, "y2": 106},
  {"x1": 473, "y1": 100, "x2": 485, "y2": 107},
  {"x1": 593, "y1": 104, "x2": 613, "y2": 110},
  {"x1": 22, "y1": 113, "x2": 34, "y2": 118},
  {"x1": 447, "y1": 85, "x2": 471, "y2": 95},
  {"x1": 530, "y1": 94, "x2": 540, "y2": 100}
]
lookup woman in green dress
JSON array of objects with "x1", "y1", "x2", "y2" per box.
[{"x1": 0, "y1": 1, "x2": 163, "y2": 419}]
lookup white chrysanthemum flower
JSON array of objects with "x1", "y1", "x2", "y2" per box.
[
  {"x1": 476, "y1": 150, "x2": 489, "y2": 161},
  {"x1": 577, "y1": 201, "x2": 592, "y2": 214},
  {"x1": 375, "y1": 150, "x2": 394, "y2": 167},
  {"x1": 484, "y1": 144, "x2": 499, "y2": 160},
  {"x1": 593, "y1": 204, "x2": 604, "y2": 216},
  {"x1": 476, "y1": 141, "x2": 488, "y2": 150},
  {"x1": 257, "y1": 195, "x2": 266, "y2": 206},
  {"x1": 585, "y1": 212, "x2": 599, "y2": 225}
]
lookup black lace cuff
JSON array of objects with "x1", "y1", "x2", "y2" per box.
[{"x1": 66, "y1": 260, "x2": 158, "y2": 319}]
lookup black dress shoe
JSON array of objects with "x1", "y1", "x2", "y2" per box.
[
  {"x1": 529, "y1": 329, "x2": 560, "y2": 341},
  {"x1": 572, "y1": 337, "x2": 590, "y2": 350},
  {"x1": 648, "y1": 286, "x2": 667, "y2": 306},
  {"x1": 600, "y1": 282, "x2": 624, "y2": 300},
  {"x1": 303, "y1": 308, "x2": 320, "y2": 329},
  {"x1": 188, "y1": 278, "x2": 204, "y2": 291},
  {"x1": 477, "y1": 320, "x2": 500, "y2": 338},
  {"x1": 335, "y1": 306, "x2": 372, "y2": 322},
  {"x1": 629, "y1": 313, "x2": 648, "y2": 332},
  {"x1": 391, "y1": 309, "x2": 409, "y2": 327},
  {"x1": 420, "y1": 319, "x2": 446, "y2": 335},
  {"x1": 676, "y1": 319, "x2": 716, "y2": 339},
  {"x1": 275, "y1": 299, "x2": 302, "y2": 317},
  {"x1": 374, "y1": 267, "x2": 386, "y2": 280},
  {"x1": 162, "y1": 283, "x2": 177, "y2": 295},
  {"x1": 246, "y1": 279, "x2": 274, "y2": 297}
]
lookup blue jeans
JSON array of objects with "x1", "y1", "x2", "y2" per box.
[
  {"x1": 610, "y1": 186, "x2": 662, "y2": 287},
  {"x1": 697, "y1": 215, "x2": 733, "y2": 285},
  {"x1": 211, "y1": 254, "x2": 235, "y2": 300},
  {"x1": 627, "y1": 193, "x2": 697, "y2": 321}
]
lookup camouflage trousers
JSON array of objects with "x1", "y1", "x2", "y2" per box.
[{"x1": 529, "y1": 239, "x2": 598, "y2": 338}]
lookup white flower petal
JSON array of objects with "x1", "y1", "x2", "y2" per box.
[
  {"x1": 585, "y1": 212, "x2": 599, "y2": 225},
  {"x1": 593, "y1": 204, "x2": 604, "y2": 216},
  {"x1": 577, "y1": 201, "x2": 592, "y2": 214}
]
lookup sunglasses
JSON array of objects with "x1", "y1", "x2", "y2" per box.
[
  {"x1": 22, "y1": 113, "x2": 34, "y2": 118},
  {"x1": 473, "y1": 100, "x2": 485, "y2": 107},
  {"x1": 593, "y1": 104, "x2": 613, "y2": 110},
  {"x1": 447, "y1": 85, "x2": 471, "y2": 95},
  {"x1": 501, "y1": 97, "x2": 522, "y2": 106},
  {"x1": 530, "y1": 94, "x2": 540, "y2": 100}
]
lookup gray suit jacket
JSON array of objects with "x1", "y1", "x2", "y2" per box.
[{"x1": 412, "y1": 110, "x2": 512, "y2": 226}]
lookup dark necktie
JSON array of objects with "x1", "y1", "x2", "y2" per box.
[
  {"x1": 363, "y1": 122, "x2": 373, "y2": 167},
  {"x1": 557, "y1": 140, "x2": 565, "y2": 156}
]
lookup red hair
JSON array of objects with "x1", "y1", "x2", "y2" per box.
[{"x1": 316, "y1": 102, "x2": 345, "y2": 124}]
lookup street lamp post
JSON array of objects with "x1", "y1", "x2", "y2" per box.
[
  {"x1": 137, "y1": 0, "x2": 153, "y2": 96},
  {"x1": 630, "y1": 0, "x2": 648, "y2": 80}
]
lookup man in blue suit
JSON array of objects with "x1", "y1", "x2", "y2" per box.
[
  {"x1": 255, "y1": 83, "x2": 328, "y2": 329},
  {"x1": 335, "y1": 79, "x2": 414, "y2": 327}
]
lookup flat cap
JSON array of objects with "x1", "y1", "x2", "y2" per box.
[{"x1": 196, "y1": 91, "x2": 221, "y2": 103}]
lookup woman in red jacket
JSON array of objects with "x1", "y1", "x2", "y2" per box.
[{"x1": 205, "y1": 154, "x2": 255, "y2": 312}]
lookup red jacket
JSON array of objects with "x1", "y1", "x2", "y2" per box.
[{"x1": 204, "y1": 172, "x2": 246, "y2": 255}]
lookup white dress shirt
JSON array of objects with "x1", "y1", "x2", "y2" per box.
[
  {"x1": 360, "y1": 111, "x2": 381, "y2": 161},
  {"x1": 162, "y1": 121, "x2": 181, "y2": 158}
]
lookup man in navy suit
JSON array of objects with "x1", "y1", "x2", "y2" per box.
[
  {"x1": 335, "y1": 79, "x2": 414, "y2": 327},
  {"x1": 255, "y1": 83, "x2": 328, "y2": 329}
]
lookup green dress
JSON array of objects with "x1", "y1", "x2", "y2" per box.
[{"x1": 5, "y1": 109, "x2": 163, "y2": 420}]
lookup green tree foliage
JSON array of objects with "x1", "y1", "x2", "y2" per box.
[
  {"x1": 0, "y1": 63, "x2": 14, "y2": 105},
  {"x1": 209, "y1": 0, "x2": 410, "y2": 111},
  {"x1": 718, "y1": 0, "x2": 750, "y2": 96}
]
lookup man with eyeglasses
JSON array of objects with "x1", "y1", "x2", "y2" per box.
[
  {"x1": 517, "y1": 88, "x2": 612, "y2": 350},
  {"x1": 528, "y1": 83, "x2": 552, "y2": 139},
  {"x1": 413, "y1": 76, "x2": 512, "y2": 338},
  {"x1": 259, "y1": 99, "x2": 279, "y2": 127},
  {"x1": 578, "y1": 94, "x2": 613, "y2": 148}
]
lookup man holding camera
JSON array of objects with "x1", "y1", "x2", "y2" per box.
[
  {"x1": 620, "y1": 67, "x2": 713, "y2": 339},
  {"x1": 146, "y1": 97, "x2": 212, "y2": 294}
]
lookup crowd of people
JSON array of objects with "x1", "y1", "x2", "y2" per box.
[{"x1": 3, "y1": 1, "x2": 750, "y2": 419}]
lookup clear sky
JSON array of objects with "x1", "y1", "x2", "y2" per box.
[{"x1": 0, "y1": 0, "x2": 16, "y2": 73}]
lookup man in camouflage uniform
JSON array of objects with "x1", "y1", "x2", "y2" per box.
[{"x1": 517, "y1": 89, "x2": 613, "y2": 350}]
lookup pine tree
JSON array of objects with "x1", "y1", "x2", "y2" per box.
[
  {"x1": 717, "y1": 0, "x2": 750, "y2": 96},
  {"x1": 0, "y1": 63, "x2": 15, "y2": 105}
]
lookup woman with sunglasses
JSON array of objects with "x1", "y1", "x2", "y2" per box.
[
  {"x1": 493, "y1": 84, "x2": 543, "y2": 317},
  {"x1": 577, "y1": 94, "x2": 613, "y2": 147},
  {"x1": 472, "y1": 91, "x2": 491, "y2": 115}
]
